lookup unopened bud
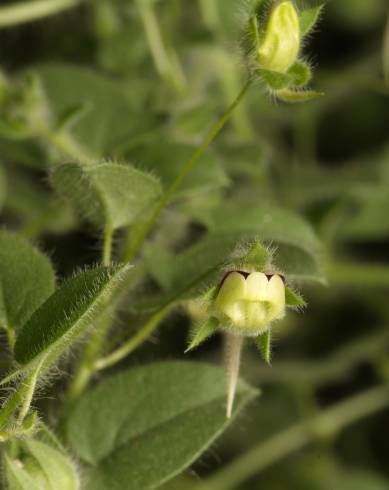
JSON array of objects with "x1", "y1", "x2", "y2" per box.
[{"x1": 257, "y1": 1, "x2": 300, "y2": 73}]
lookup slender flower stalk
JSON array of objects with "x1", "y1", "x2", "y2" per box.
[{"x1": 124, "y1": 79, "x2": 252, "y2": 262}]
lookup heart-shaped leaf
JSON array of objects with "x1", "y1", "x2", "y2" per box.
[{"x1": 52, "y1": 162, "x2": 162, "y2": 230}]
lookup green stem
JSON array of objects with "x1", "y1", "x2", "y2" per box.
[
  {"x1": 44, "y1": 128, "x2": 94, "y2": 166},
  {"x1": 124, "y1": 79, "x2": 252, "y2": 262},
  {"x1": 17, "y1": 362, "x2": 43, "y2": 424},
  {"x1": 66, "y1": 309, "x2": 113, "y2": 406},
  {"x1": 102, "y1": 221, "x2": 114, "y2": 266},
  {"x1": 193, "y1": 384, "x2": 389, "y2": 490},
  {"x1": 136, "y1": 0, "x2": 185, "y2": 91},
  {"x1": 94, "y1": 305, "x2": 171, "y2": 371},
  {"x1": 0, "y1": 0, "x2": 82, "y2": 28},
  {"x1": 0, "y1": 361, "x2": 43, "y2": 428}
]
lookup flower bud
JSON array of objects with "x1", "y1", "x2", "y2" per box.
[
  {"x1": 215, "y1": 271, "x2": 285, "y2": 335},
  {"x1": 257, "y1": 0, "x2": 300, "y2": 73}
]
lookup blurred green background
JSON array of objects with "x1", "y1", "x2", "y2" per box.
[{"x1": 1, "y1": 0, "x2": 389, "y2": 488}]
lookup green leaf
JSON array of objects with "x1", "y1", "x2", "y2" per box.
[
  {"x1": 256, "y1": 69, "x2": 292, "y2": 90},
  {"x1": 186, "y1": 317, "x2": 220, "y2": 352},
  {"x1": 285, "y1": 286, "x2": 307, "y2": 307},
  {"x1": 51, "y1": 162, "x2": 162, "y2": 230},
  {"x1": 287, "y1": 61, "x2": 312, "y2": 87},
  {"x1": 299, "y1": 5, "x2": 324, "y2": 36},
  {"x1": 22, "y1": 439, "x2": 80, "y2": 490},
  {"x1": 0, "y1": 163, "x2": 6, "y2": 210},
  {"x1": 276, "y1": 88, "x2": 325, "y2": 103},
  {"x1": 208, "y1": 203, "x2": 321, "y2": 255},
  {"x1": 340, "y1": 189, "x2": 389, "y2": 240},
  {"x1": 255, "y1": 330, "x2": 271, "y2": 364},
  {"x1": 4, "y1": 454, "x2": 41, "y2": 490},
  {"x1": 125, "y1": 141, "x2": 229, "y2": 197},
  {"x1": 243, "y1": 241, "x2": 270, "y2": 270},
  {"x1": 14, "y1": 264, "x2": 132, "y2": 368},
  {"x1": 257, "y1": 62, "x2": 312, "y2": 90},
  {"x1": 5, "y1": 170, "x2": 75, "y2": 236},
  {"x1": 35, "y1": 64, "x2": 154, "y2": 155},
  {"x1": 0, "y1": 230, "x2": 55, "y2": 331},
  {"x1": 67, "y1": 362, "x2": 258, "y2": 490}
]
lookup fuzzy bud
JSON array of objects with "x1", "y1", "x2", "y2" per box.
[{"x1": 257, "y1": 0, "x2": 300, "y2": 73}]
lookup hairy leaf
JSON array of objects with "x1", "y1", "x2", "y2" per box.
[
  {"x1": 0, "y1": 230, "x2": 55, "y2": 331},
  {"x1": 14, "y1": 264, "x2": 132, "y2": 367},
  {"x1": 22, "y1": 439, "x2": 80, "y2": 490},
  {"x1": 186, "y1": 317, "x2": 220, "y2": 352},
  {"x1": 4, "y1": 454, "x2": 42, "y2": 490},
  {"x1": 67, "y1": 362, "x2": 257, "y2": 490},
  {"x1": 299, "y1": 5, "x2": 324, "y2": 36},
  {"x1": 52, "y1": 162, "x2": 162, "y2": 230}
]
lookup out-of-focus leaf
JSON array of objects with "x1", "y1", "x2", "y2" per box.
[
  {"x1": 14, "y1": 264, "x2": 132, "y2": 369},
  {"x1": 126, "y1": 141, "x2": 229, "y2": 197},
  {"x1": 35, "y1": 64, "x2": 154, "y2": 156},
  {"x1": 277, "y1": 89, "x2": 324, "y2": 103},
  {"x1": 4, "y1": 454, "x2": 41, "y2": 490},
  {"x1": 288, "y1": 454, "x2": 389, "y2": 490},
  {"x1": 5, "y1": 170, "x2": 75, "y2": 235},
  {"x1": 23, "y1": 439, "x2": 80, "y2": 490},
  {"x1": 67, "y1": 362, "x2": 258, "y2": 490},
  {"x1": 0, "y1": 164, "x2": 6, "y2": 210},
  {"x1": 4, "y1": 438, "x2": 80, "y2": 490},
  {"x1": 0, "y1": 230, "x2": 55, "y2": 331},
  {"x1": 340, "y1": 188, "x2": 389, "y2": 240},
  {"x1": 51, "y1": 162, "x2": 162, "y2": 230},
  {"x1": 207, "y1": 202, "x2": 321, "y2": 255}
]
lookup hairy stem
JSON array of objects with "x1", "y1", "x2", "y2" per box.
[
  {"x1": 44, "y1": 128, "x2": 94, "y2": 166},
  {"x1": 0, "y1": 0, "x2": 81, "y2": 28},
  {"x1": 0, "y1": 360, "x2": 43, "y2": 428},
  {"x1": 193, "y1": 384, "x2": 389, "y2": 490},
  {"x1": 17, "y1": 361, "x2": 43, "y2": 424},
  {"x1": 94, "y1": 305, "x2": 172, "y2": 371},
  {"x1": 102, "y1": 221, "x2": 114, "y2": 266},
  {"x1": 66, "y1": 312, "x2": 113, "y2": 406},
  {"x1": 124, "y1": 79, "x2": 252, "y2": 261},
  {"x1": 224, "y1": 333, "x2": 244, "y2": 419}
]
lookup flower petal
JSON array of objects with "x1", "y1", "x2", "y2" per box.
[
  {"x1": 245, "y1": 272, "x2": 268, "y2": 301},
  {"x1": 266, "y1": 274, "x2": 285, "y2": 319}
]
